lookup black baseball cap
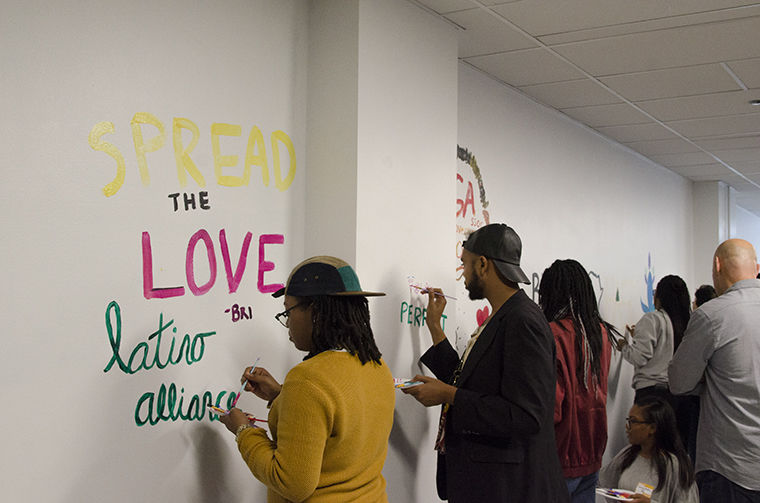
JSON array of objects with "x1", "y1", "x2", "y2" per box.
[
  {"x1": 272, "y1": 256, "x2": 385, "y2": 298},
  {"x1": 462, "y1": 223, "x2": 530, "y2": 284}
]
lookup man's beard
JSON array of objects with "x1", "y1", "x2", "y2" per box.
[{"x1": 466, "y1": 274, "x2": 485, "y2": 300}]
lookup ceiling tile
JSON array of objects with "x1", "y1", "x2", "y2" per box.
[
  {"x1": 711, "y1": 147, "x2": 760, "y2": 164},
  {"x1": 723, "y1": 174, "x2": 760, "y2": 194},
  {"x1": 648, "y1": 152, "x2": 717, "y2": 167},
  {"x1": 695, "y1": 135, "x2": 760, "y2": 150},
  {"x1": 489, "y1": 0, "x2": 760, "y2": 38},
  {"x1": 667, "y1": 112, "x2": 760, "y2": 138},
  {"x1": 724, "y1": 175, "x2": 760, "y2": 189},
  {"x1": 552, "y1": 16, "x2": 760, "y2": 76},
  {"x1": 637, "y1": 91, "x2": 760, "y2": 122},
  {"x1": 623, "y1": 138, "x2": 702, "y2": 155},
  {"x1": 560, "y1": 102, "x2": 652, "y2": 127},
  {"x1": 734, "y1": 193, "x2": 760, "y2": 216},
  {"x1": 595, "y1": 122, "x2": 678, "y2": 142},
  {"x1": 444, "y1": 8, "x2": 537, "y2": 57},
  {"x1": 729, "y1": 160, "x2": 760, "y2": 175},
  {"x1": 412, "y1": 0, "x2": 478, "y2": 15},
  {"x1": 519, "y1": 79, "x2": 621, "y2": 108},
  {"x1": 535, "y1": 5, "x2": 760, "y2": 45},
  {"x1": 724, "y1": 58, "x2": 760, "y2": 89},
  {"x1": 465, "y1": 48, "x2": 586, "y2": 86},
  {"x1": 600, "y1": 64, "x2": 741, "y2": 102},
  {"x1": 670, "y1": 163, "x2": 734, "y2": 178}
]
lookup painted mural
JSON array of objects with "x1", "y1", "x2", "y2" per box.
[{"x1": 89, "y1": 112, "x2": 297, "y2": 427}]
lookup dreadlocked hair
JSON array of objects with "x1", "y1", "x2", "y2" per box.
[
  {"x1": 302, "y1": 295, "x2": 382, "y2": 365},
  {"x1": 654, "y1": 275, "x2": 691, "y2": 351},
  {"x1": 539, "y1": 259, "x2": 620, "y2": 389}
]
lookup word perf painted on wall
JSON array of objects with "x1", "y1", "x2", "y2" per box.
[{"x1": 90, "y1": 112, "x2": 297, "y2": 426}]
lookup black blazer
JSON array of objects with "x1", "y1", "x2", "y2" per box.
[{"x1": 421, "y1": 290, "x2": 569, "y2": 502}]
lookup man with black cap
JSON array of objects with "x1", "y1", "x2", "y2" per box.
[{"x1": 403, "y1": 223, "x2": 568, "y2": 502}]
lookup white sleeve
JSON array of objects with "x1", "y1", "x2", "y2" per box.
[{"x1": 622, "y1": 312, "x2": 660, "y2": 367}]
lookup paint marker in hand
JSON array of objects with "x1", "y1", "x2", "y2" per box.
[
  {"x1": 232, "y1": 357, "x2": 260, "y2": 407},
  {"x1": 410, "y1": 284, "x2": 457, "y2": 300}
]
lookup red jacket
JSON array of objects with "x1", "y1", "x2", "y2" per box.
[{"x1": 551, "y1": 318, "x2": 612, "y2": 478}]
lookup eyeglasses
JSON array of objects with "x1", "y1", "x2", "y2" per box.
[
  {"x1": 625, "y1": 417, "x2": 651, "y2": 428},
  {"x1": 275, "y1": 302, "x2": 308, "y2": 327}
]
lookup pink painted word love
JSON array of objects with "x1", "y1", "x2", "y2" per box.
[{"x1": 142, "y1": 229, "x2": 284, "y2": 299}]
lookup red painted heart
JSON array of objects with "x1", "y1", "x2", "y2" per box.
[{"x1": 476, "y1": 306, "x2": 490, "y2": 326}]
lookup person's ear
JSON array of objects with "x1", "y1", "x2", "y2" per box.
[
  {"x1": 477, "y1": 255, "x2": 488, "y2": 273},
  {"x1": 646, "y1": 423, "x2": 656, "y2": 438}
]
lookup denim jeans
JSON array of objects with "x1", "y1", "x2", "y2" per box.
[
  {"x1": 697, "y1": 470, "x2": 760, "y2": 503},
  {"x1": 566, "y1": 472, "x2": 599, "y2": 503}
]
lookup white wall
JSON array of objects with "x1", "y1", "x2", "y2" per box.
[
  {"x1": 355, "y1": 2, "x2": 458, "y2": 502},
  {"x1": 733, "y1": 204, "x2": 760, "y2": 257},
  {"x1": 1, "y1": 1, "x2": 307, "y2": 501},
  {"x1": 304, "y1": 0, "x2": 360, "y2": 263},
  {"x1": 693, "y1": 181, "x2": 731, "y2": 286},
  {"x1": 457, "y1": 63, "x2": 695, "y2": 461}
]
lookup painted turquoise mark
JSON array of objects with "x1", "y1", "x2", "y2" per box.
[{"x1": 640, "y1": 253, "x2": 656, "y2": 313}]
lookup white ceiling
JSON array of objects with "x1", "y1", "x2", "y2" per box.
[{"x1": 411, "y1": 0, "x2": 760, "y2": 216}]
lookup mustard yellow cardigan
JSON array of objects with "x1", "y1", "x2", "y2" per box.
[{"x1": 236, "y1": 351, "x2": 395, "y2": 502}]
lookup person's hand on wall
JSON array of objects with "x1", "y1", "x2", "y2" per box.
[
  {"x1": 424, "y1": 287, "x2": 447, "y2": 345},
  {"x1": 617, "y1": 324, "x2": 635, "y2": 350},
  {"x1": 243, "y1": 366, "x2": 282, "y2": 402},
  {"x1": 401, "y1": 375, "x2": 456, "y2": 406}
]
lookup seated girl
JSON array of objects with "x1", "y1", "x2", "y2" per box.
[{"x1": 599, "y1": 395, "x2": 698, "y2": 503}]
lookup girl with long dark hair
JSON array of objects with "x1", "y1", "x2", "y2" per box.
[
  {"x1": 599, "y1": 395, "x2": 698, "y2": 502},
  {"x1": 618, "y1": 275, "x2": 690, "y2": 401},
  {"x1": 539, "y1": 259, "x2": 620, "y2": 503}
]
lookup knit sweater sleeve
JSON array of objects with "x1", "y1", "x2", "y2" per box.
[
  {"x1": 236, "y1": 365, "x2": 333, "y2": 502},
  {"x1": 598, "y1": 447, "x2": 626, "y2": 488}
]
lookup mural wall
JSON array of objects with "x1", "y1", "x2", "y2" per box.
[{"x1": 1, "y1": 2, "x2": 308, "y2": 501}]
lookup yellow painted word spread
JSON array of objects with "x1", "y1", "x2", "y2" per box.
[{"x1": 88, "y1": 112, "x2": 296, "y2": 196}]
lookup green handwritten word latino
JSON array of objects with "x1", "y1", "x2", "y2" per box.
[
  {"x1": 103, "y1": 300, "x2": 216, "y2": 375},
  {"x1": 135, "y1": 382, "x2": 236, "y2": 426}
]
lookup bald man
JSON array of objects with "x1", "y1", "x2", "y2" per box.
[{"x1": 670, "y1": 239, "x2": 760, "y2": 502}]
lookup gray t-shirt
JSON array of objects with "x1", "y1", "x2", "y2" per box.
[{"x1": 599, "y1": 448, "x2": 699, "y2": 503}]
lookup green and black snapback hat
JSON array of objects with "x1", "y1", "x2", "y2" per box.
[{"x1": 272, "y1": 256, "x2": 385, "y2": 298}]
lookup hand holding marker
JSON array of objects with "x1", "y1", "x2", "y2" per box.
[
  {"x1": 208, "y1": 357, "x2": 266, "y2": 424},
  {"x1": 232, "y1": 357, "x2": 260, "y2": 407},
  {"x1": 409, "y1": 284, "x2": 457, "y2": 300}
]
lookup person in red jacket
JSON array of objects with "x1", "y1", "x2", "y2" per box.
[{"x1": 539, "y1": 259, "x2": 620, "y2": 503}]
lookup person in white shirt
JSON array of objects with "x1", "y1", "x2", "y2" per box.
[{"x1": 618, "y1": 275, "x2": 690, "y2": 406}]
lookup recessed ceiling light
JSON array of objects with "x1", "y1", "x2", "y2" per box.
[{"x1": 751, "y1": 99, "x2": 760, "y2": 106}]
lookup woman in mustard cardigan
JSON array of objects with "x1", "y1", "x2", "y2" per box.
[{"x1": 219, "y1": 256, "x2": 395, "y2": 502}]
